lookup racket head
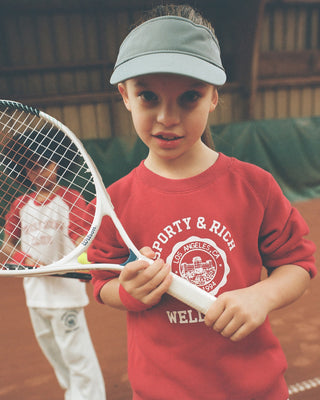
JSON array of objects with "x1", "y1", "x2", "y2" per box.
[
  {"x1": 0, "y1": 101, "x2": 216, "y2": 314},
  {"x1": 0, "y1": 99, "x2": 113, "y2": 276}
]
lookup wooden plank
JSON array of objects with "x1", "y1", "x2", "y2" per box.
[
  {"x1": 41, "y1": 71, "x2": 58, "y2": 95},
  {"x1": 67, "y1": 14, "x2": 91, "y2": 95},
  {"x1": 312, "y1": 87, "x2": 320, "y2": 114},
  {"x1": 5, "y1": 16, "x2": 23, "y2": 65},
  {"x1": 310, "y1": 8, "x2": 319, "y2": 48},
  {"x1": 83, "y1": 15, "x2": 99, "y2": 60},
  {"x1": 288, "y1": 87, "x2": 302, "y2": 116},
  {"x1": 259, "y1": 75, "x2": 320, "y2": 87},
  {"x1": 116, "y1": 11, "x2": 131, "y2": 47},
  {"x1": 296, "y1": 7, "x2": 308, "y2": 50},
  {"x1": 10, "y1": 91, "x2": 120, "y2": 107},
  {"x1": 254, "y1": 91, "x2": 265, "y2": 120},
  {"x1": 263, "y1": 90, "x2": 277, "y2": 119},
  {"x1": 17, "y1": 14, "x2": 38, "y2": 65},
  {"x1": 273, "y1": 7, "x2": 285, "y2": 50},
  {"x1": 69, "y1": 13, "x2": 86, "y2": 61},
  {"x1": 78, "y1": 104, "x2": 99, "y2": 140},
  {"x1": 275, "y1": 88, "x2": 289, "y2": 118},
  {"x1": 104, "y1": 14, "x2": 120, "y2": 62},
  {"x1": 301, "y1": 86, "x2": 313, "y2": 116},
  {"x1": 229, "y1": 0, "x2": 267, "y2": 119},
  {"x1": 95, "y1": 103, "x2": 112, "y2": 139},
  {"x1": 285, "y1": 7, "x2": 297, "y2": 50},
  {"x1": 248, "y1": 0, "x2": 269, "y2": 119},
  {"x1": 46, "y1": 14, "x2": 68, "y2": 94},
  {"x1": 260, "y1": 9, "x2": 271, "y2": 51},
  {"x1": 0, "y1": 78, "x2": 9, "y2": 96},
  {"x1": 11, "y1": 76, "x2": 29, "y2": 97},
  {"x1": 111, "y1": 101, "x2": 135, "y2": 139},
  {"x1": 213, "y1": 93, "x2": 234, "y2": 125},
  {"x1": 81, "y1": 14, "x2": 104, "y2": 92},
  {"x1": 61, "y1": 105, "x2": 82, "y2": 138},
  {"x1": 259, "y1": 50, "x2": 320, "y2": 78},
  {"x1": 37, "y1": 15, "x2": 55, "y2": 65},
  {"x1": 0, "y1": 60, "x2": 113, "y2": 74}
]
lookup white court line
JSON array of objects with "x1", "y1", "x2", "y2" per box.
[{"x1": 289, "y1": 377, "x2": 320, "y2": 395}]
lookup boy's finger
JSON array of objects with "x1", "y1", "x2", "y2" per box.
[{"x1": 139, "y1": 246, "x2": 156, "y2": 259}]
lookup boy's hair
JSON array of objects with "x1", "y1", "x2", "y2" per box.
[
  {"x1": 0, "y1": 127, "x2": 79, "y2": 185},
  {"x1": 133, "y1": 4, "x2": 216, "y2": 36}
]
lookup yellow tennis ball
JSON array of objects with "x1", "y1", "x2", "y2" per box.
[{"x1": 78, "y1": 252, "x2": 90, "y2": 264}]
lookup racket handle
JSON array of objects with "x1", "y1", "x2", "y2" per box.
[
  {"x1": 127, "y1": 251, "x2": 216, "y2": 314},
  {"x1": 167, "y1": 274, "x2": 216, "y2": 314}
]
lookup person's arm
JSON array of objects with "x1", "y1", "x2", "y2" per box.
[
  {"x1": 0, "y1": 233, "x2": 19, "y2": 264},
  {"x1": 204, "y1": 264, "x2": 310, "y2": 342},
  {"x1": 0, "y1": 232, "x2": 41, "y2": 266}
]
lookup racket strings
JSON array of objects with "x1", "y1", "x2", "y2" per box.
[
  {"x1": 0, "y1": 105, "x2": 97, "y2": 270},
  {"x1": 0, "y1": 105, "x2": 97, "y2": 198}
]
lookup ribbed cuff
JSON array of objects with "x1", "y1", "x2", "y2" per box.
[{"x1": 119, "y1": 284, "x2": 150, "y2": 312}]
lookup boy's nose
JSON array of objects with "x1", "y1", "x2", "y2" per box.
[{"x1": 157, "y1": 103, "x2": 180, "y2": 127}]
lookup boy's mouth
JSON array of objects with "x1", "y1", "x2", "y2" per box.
[{"x1": 153, "y1": 133, "x2": 181, "y2": 141}]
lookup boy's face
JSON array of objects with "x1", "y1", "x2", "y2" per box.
[
  {"x1": 25, "y1": 160, "x2": 58, "y2": 190},
  {"x1": 118, "y1": 73, "x2": 218, "y2": 163}
]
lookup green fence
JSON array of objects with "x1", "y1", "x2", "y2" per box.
[
  {"x1": 83, "y1": 117, "x2": 320, "y2": 203},
  {"x1": 212, "y1": 117, "x2": 320, "y2": 202}
]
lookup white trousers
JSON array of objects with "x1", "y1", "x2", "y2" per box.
[{"x1": 28, "y1": 307, "x2": 106, "y2": 400}]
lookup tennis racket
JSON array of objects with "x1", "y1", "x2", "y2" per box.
[{"x1": 0, "y1": 99, "x2": 216, "y2": 314}]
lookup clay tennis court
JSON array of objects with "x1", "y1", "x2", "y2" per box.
[{"x1": 0, "y1": 198, "x2": 319, "y2": 400}]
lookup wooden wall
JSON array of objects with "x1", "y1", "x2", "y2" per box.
[
  {"x1": 211, "y1": 0, "x2": 320, "y2": 125},
  {"x1": 1, "y1": 0, "x2": 320, "y2": 140},
  {"x1": 0, "y1": 6, "x2": 136, "y2": 140},
  {"x1": 256, "y1": 1, "x2": 320, "y2": 120}
]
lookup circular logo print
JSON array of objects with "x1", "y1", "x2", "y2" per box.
[
  {"x1": 61, "y1": 310, "x2": 79, "y2": 331},
  {"x1": 167, "y1": 236, "x2": 230, "y2": 295}
]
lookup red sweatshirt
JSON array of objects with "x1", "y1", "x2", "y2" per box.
[{"x1": 88, "y1": 153, "x2": 316, "y2": 400}]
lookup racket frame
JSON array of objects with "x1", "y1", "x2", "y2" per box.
[{"x1": 0, "y1": 100, "x2": 216, "y2": 314}]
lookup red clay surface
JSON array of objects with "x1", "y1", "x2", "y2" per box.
[{"x1": 0, "y1": 199, "x2": 319, "y2": 400}]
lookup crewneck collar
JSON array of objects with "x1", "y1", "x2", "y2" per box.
[{"x1": 136, "y1": 153, "x2": 229, "y2": 193}]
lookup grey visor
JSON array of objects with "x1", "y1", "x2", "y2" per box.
[{"x1": 110, "y1": 16, "x2": 226, "y2": 86}]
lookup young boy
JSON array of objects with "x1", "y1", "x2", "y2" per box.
[
  {"x1": 1, "y1": 127, "x2": 106, "y2": 400},
  {"x1": 88, "y1": 5, "x2": 316, "y2": 399}
]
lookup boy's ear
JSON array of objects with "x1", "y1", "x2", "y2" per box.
[
  {"x1": 118, "y1": 83, "x2": 131, "y2": 111},
  {"x1": 209, "y1": 88, "x2": 219, "y2": 112}
]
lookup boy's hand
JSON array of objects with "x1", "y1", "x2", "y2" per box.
[
  {"x1": 204, "y1": 286, "x2": 270, "y2": 342},
  {"x1": 119, "y1": 247, "x2": 172, "y2": 307},
  {"x1": 204, "y1": 265, "x2": 311, "y2": 341}
]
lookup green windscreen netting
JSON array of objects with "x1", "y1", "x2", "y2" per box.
[
  {"x1": 82, "y1": 117, "x2": 320, "y2": 203},
  {"x1": 212, "y1": 117, "x2": 320, "y2": 202}
]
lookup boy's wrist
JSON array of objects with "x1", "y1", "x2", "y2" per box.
[{"x1": 119, "y1": 284, "x2": 151, "y2": 312}]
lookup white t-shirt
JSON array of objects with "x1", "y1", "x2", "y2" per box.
[{"x1": 6, "y1": 187, "x2": 89, "y2": 308}]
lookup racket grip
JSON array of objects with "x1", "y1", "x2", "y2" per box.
[
  {"x1": 167, "y1": 274, "x2": 216, "y2": 315},
  {"x1": 122, "y1": 251, "x2": 216, "y2": 314}
]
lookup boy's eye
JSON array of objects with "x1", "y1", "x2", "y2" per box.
[
  {"x1": 139, "y1": 91, "x2": 158, "y2": 102},
  {"x1": 180, "y1": 91, "x2": 200, "y2": 105}
]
